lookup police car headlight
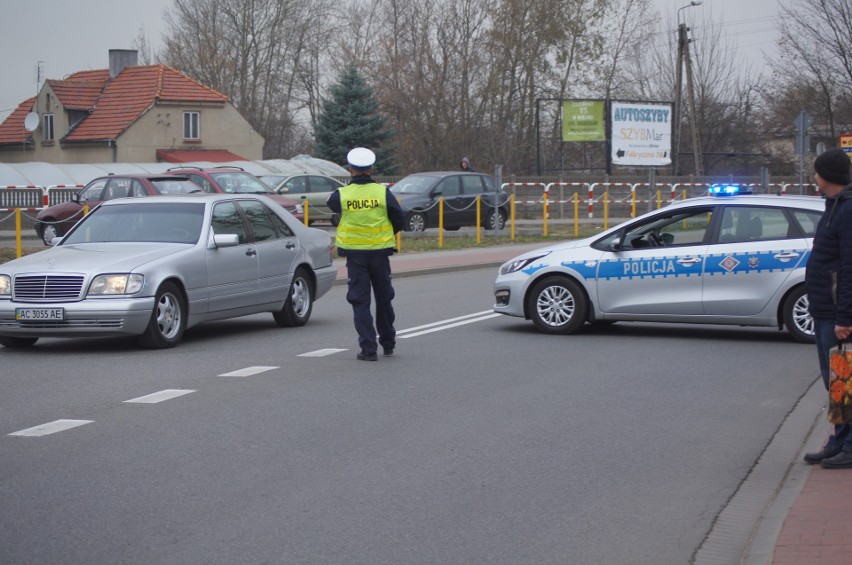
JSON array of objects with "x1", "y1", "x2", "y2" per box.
[{"x1": 500, "y1": 252, "x2": 550, "y2": 275}]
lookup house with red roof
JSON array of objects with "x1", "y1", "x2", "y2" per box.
[{"x1": 0, "y1": 50, "x2": 264, "y2": 164}]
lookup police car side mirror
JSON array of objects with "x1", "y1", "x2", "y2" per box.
[{"x1": 609, "y1": 235, "x2": 624, "y2": 251}]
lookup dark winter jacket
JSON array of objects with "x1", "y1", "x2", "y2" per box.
[{"x1": 805, "y1": 185, "x2": 852, "y2": 323}]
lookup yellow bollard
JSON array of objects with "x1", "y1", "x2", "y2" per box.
[
  {"x1": 573, "y1": 193, "x2": 579, "y2": 238},
  {"x1": 396, "y1": 231, "x2": 402, "y2": 252},
  {"x1": 15, "y1": 208, "x2": 22, "y2": 258},
  {"x1": 543, "y1": 191, "x2": 549, "y2": 237},
  {"x1": 438, "y1": 197, "x2": 444, "y2": 248},
  {"x1": 631, "y1": 190, "x2": 636, "y2": 218},
  {"x1": 656, "y1": 190, "x2": 661, "y2": 209},
  {"x1": 510, "y1": 196, "x2": 516, "y2": 242},
  {"x1": 303, "y1": 199, "x2": 310, "y2": 225},
  {"x1": 476, "y1": 196, "x2": 481, "y2": 244}
]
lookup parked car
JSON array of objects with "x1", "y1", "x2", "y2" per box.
[
  {"x1": 261, "y1": 173, "x2": 346, "y2": 226},
  {"x1": 390, "y1": 172, "x2": 510, "y2": 232},
  {"x1": 166, "y1": 166, "x2": 304, "y2": 222},
  {"x1": 493, "y1": 189, "x2": 823, "y2": 342},
  {"x1": 34, "y1": 174, "x2": 202, "y2": 245},
  {"x1": 0, "y1": 193, "x2": 336, "y2": 349}
]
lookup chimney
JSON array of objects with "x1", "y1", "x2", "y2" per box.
[{"x1": 109, "y1": 49, "x2": 138, "y2": 79}]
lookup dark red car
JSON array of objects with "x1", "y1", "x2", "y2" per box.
[
  {"x1": 165, "y1": 166, "x2": 305, "y2": 222},
  {"x1": 34, "y1": 174, "x2": 201, "y2": 245}
]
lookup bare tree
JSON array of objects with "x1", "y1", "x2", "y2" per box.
[{"x1": 767, "y1": 0, "x2": 852, "y2": 145}]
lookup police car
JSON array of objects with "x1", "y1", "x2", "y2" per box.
[{"x1": 493, "y1": 187, "x2": 823, "y2": 342}]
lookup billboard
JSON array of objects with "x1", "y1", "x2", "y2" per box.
[
  {"x1": 562, "y1": 100, "x2": 606, "y2": 142},
  {"x1": 610, "y1": 101, "x2": 673, "y2": 167}
]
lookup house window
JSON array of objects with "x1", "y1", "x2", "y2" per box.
[
  {"x1": 43, "y1": 113, "x2": 54, "y2": 141},
  {"x1": 183, "y1": 111, "x2": 200, "y2": 140}
]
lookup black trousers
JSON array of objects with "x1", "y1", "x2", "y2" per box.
[{"x1": 345, "y1": 254, "x2": 396, "y2": 354}]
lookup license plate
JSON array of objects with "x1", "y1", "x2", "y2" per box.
[{"x1": 16, "y1": 308, "x2": 65, "y2": 321}]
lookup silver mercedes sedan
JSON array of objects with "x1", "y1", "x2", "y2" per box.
[
  {"x1": 0, "y1": 194, "x2": 337, "y2": 349},
  {"x1": 494, "y1": 191, "x2": 824, "y2": 342}
]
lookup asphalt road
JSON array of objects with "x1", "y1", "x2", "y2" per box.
[{"x1": 0, "y1": 268, "x2": 816, "y2": 564}]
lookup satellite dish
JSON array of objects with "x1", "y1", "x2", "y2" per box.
[{"x1": 23, "y1": 112, "x2": 39, "y2": 132}]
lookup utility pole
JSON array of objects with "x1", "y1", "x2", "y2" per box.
[{"x1": 673, "y1": 1, "x2": 703, "y2": 177}]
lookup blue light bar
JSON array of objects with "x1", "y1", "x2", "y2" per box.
[{"x1": 708, "y1": 184, "x2": 752, "y2": 196}]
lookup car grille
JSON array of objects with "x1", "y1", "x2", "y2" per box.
[
  {"x1": 14, "y1": 275, "x2": 85, "y2": 302},
  {"x1": 0, "y1": 319, "x2": 124, "y2": 329}
]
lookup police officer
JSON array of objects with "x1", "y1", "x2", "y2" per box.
[{"x1": 327, "y1": 147, "x2": 405, "y2": 361}]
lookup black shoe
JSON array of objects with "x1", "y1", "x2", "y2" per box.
[
  {"x1": 356, "y1": 352, "x2": 378, "y2": 361},
  {"x1": 383, "y1": 347, "x2": 394, "y2": 356},
  {"x1": 803, "y1": 445, "x2": 843, "y2": 464},
  {"x1": 821, "y1": 449, "x2": 852, "y2": 469}
]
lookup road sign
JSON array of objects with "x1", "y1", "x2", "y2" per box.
[
  {"x1": 794, "y1": 110, "x2": 811, "y2": 156},
  {"x1": 841, "y1": 134, "x2": 852, "y2": 153}
]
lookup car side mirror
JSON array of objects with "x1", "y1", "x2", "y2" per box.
[
  {"x1": 212, "y1": 233, "x2": 240, "y2": 248},
  {"x1": 278, "y1": 187, "x2": 290, "y2": 194},
  {"x1": 609, "y1": 236, "x2": 624, "y2": 251}
]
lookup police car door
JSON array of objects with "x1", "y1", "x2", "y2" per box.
[
  {"x1": 595, "y1": 206, "x2": 714, "y2": 315},
  {"x1": 702, "y1": 205, "x2": 809, "y2": 316}
]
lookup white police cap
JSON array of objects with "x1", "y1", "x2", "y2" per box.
[{"x1": 347, "y1": 147, "x2": 376, "y2": 169}]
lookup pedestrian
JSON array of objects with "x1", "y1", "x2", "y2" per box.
[
  {"x1": 460, "y1": 157, "x2": 475, "y2": 172},
  {"x1": 326, "y1": 147, "x2": 405, "y2": 361},
  {"x1": 803, "y1": 147, "x2": 852, "y2": 469}
]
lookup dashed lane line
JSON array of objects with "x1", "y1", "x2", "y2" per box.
[
  {"x1": 123, "y1": 389, "x2": 196, "y2": 404},
  {"x1": 8, "y1": 419, "x2": 93, "y2": 437},
  {"x1": 218, "y1": 366, "x2": 280, "y2": 377}
]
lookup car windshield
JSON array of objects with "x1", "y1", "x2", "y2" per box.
[
  {"x1": 62, "y1": 202, "x2": 205, "y2": 244},
  {"x1": 211, "y1": 172, "x2": 272, "y2": 194},
  {"x1": 391, "y1": 175, "x2": 438, "y2": 195}
]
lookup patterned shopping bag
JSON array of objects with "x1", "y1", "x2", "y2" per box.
[{"x1": 828, "y1": 344, "x2": 852, "y2": 424}]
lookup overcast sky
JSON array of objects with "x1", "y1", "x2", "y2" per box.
[{"x1": 0, "y1": 0, "x2": 782, "y2": 123}]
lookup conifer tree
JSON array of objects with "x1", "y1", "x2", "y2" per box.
[{"x1": 314, "y1": 65, "x2": 397, "y2": 174}]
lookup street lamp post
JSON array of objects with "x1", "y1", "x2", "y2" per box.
[{"x1": 674, "y1": 0, "x2": 703, "y2": 177}]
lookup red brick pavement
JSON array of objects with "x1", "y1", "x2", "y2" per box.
[{"x1": 772, "y1": 465, "x2": 852, "y2": 564}]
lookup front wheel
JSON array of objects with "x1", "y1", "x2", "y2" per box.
[
  {"x1": 0, "y1": 336, "x2": 39, "y2": 348},
  {"x1": 406, "y1": 212, "x2": 427, "y2": 232},
  {"x1": 274, "y1": 268, "x2": 313, "y2": 327},
  {"x1": 138, "y1": 282, "x2": 186, "y2": 349},
  {"x1": 527, "y1": 276, "x2": 588, "y2": 334},
  {"x1": 783, "y1": 286, "x2": 814, "y2": 343}
]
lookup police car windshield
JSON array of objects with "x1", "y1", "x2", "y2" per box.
[{"x1": 391, "y1": 175, "x2": 438, "y2": 195}]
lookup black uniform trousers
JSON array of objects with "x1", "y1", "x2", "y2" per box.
[{"x1": 345, "y1": 254, "x2": 396, "y2": 355}]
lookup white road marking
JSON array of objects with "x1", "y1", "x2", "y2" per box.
[
  {"x1": 397, "y1": 310, "x2": 495, "y2": 335},
  {"x1": 124, "y1": 389, "x2": 196, "y2": 404},
  {"x1": 400, "y1": 313, "x2": 501, "y2": 338},
  {"x1": 218, "y1": 366, "x2": 279, "y2": 377},
  {"x1": 299, "y1": 348, "x2": 348, "y2": 357},
  {"x1": 9, "y1": 419, "x2": 93, "y2": 437}
]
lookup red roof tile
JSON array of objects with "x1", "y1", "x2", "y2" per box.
[
  {"x1": 47, "y1": 71, "x2": 109, "y2": 111},
  {"x1": 0, "y1": 97, "x2": 36, "y2": 144},
  {"x1": 65, "y1": 65, "x2": 228, "y2": 141}
]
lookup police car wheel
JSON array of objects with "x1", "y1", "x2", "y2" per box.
[
  {"x1": 782, "y1": 286, "x2": 814, "y2": 344},
  {"x1": 274, "y1": 268, "x2": 313, "y2": 327},
  {"x1": 527, "y1": 276, "x2": 588, "y2": 335}
]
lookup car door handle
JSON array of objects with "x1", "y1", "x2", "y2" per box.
[
  {"x1": 285, "y1": 241, "x2": 296, "y2": 249},
  {"x1": 773, "y1": 252, "x2": 800, "y2": 262},
  {"x1": 677, "y1": 257, "x2": 702, "y2": 265},
  {"x1": 246, "y1": 248, "x2": 257, "y2": 257}
]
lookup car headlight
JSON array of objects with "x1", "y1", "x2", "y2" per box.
[
  {"x1": 88, "y1": 274, "x2": 145, "y2": 295},
  {"x1": 0, "y1": 274, "x2": 10, "y2": 297},
  {"x1": 500, "y1": 252, "x2": 551, "y2": 275}
]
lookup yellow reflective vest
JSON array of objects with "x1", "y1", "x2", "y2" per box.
[{"x1": 335, "y1": 183, "x2": 396, "y2": 250}]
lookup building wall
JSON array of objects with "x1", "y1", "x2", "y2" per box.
[{"x1": 117, "y1": 102, "x2": 264, "y2": 162}]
